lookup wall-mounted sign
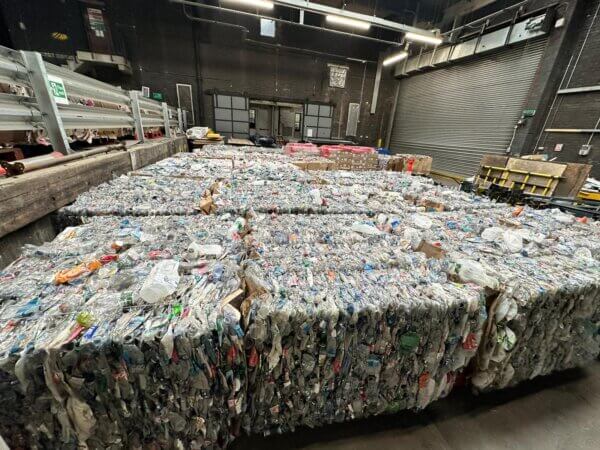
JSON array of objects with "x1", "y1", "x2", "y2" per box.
[
  {"x1": 87, "y1": 8, "x2": 106, "y2": 38},
  {"x1": 260, "y1": 18, "x2": 276, "y2": 38},
  {"x1": 328, "y1": 64, "x2": 349, "y2": 88},
  {"x1": 554, "y1": 143, "x2": 564, "y2": 152},
  {"x1": 47, "y1": 74, "x2": 69, "y2": 105}
]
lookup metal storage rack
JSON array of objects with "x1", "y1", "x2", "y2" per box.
[{"x1": 0, "y1": 45, "x2": 188, "y2": 155}]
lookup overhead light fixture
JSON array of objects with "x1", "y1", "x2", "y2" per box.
[
  {"x1": 405, "y1": 31, "x2": 443, "y2": 45},
  {"x1": 326, "y1": 15, "x2": 371, "y2": 30},
  {"x1": 383, "y1": 51, "x2": 408, "y2": 67},
  {"x1": 222, "y1": 0, "x2": 274, "y2": 10}
]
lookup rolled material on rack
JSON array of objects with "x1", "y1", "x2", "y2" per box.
[{"x1": 1, "y1": 143, "x2": 126, "y2": 176}]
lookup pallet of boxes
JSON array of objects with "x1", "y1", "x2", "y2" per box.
[
  {"x1": 330, "y1": 149, "x2": 379, "y2": 171},
  {"x1": 291, "y1": 144, "x2": 380, "y2": 172},
  {"x1": 285, "y1": 143, "x2": 335, "y2": 171},
  {"x1": 289, "y1": 143, "x2": 433, "y2": 175},
  {"x1": 383, "y1": 154, "x2": 432, "y2": 175}
]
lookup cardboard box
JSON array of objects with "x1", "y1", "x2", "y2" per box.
[
  {"x1": 383, "y1": 154, "x2": 431, "y2": 175},
  {"x1": 331, "y1": 152, "x2": 378, "y2": 171},
  {"x1": 418, "y1": 199, "x2": 445, "y2": 212},
  {"x1": 416, "y1": 240, "x2": 445, "y2": 259},
  {"x1": 293, "y1": 161, "x2": 333, "y2": 171}
]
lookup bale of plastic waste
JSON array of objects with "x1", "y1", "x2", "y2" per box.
[
  {"x1": 212, "y1": 180, "x2": 414, "y2": 216},
  {"x1": 133, "y1": 153, "x2": 313, "y2": 183},
  {"x1": 3, "y1": 140, "x2": 600, "y2": 450},
  {"x1": 0, "y1": 215, "x2": 248, "y2": 449},
  {"x1": 246, "y1": 209, "x2": 600, "y2": 397},
  {"x1": 241, "y1": 218, "x2": 486, "y2": 434},
  {"x1": 61, "y1": 175, "x2": 212, "y2": 218}
]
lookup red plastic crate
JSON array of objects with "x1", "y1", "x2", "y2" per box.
[{"x1": 284, "y1": 143, "x2": 319, "y2": 155}]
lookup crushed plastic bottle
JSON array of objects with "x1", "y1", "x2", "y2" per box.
[{"x1": 139, "y1": 259, "x2": 180, "y2": 303}]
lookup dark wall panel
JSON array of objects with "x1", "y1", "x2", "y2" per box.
[
  {"x1": 2, "y1": 0, "x2": 88, "y2": 56},
  {"x1": 537, "y1": 0, "x2": 600, "y2": 176},
  {"x1": 0, "y1": 0, "x2": 394, "y2": 144}
]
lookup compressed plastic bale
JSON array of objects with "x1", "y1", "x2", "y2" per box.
[
  {"x1": 4, "y1": 143, "x2": 600, "y2": 450},
  {"x1": 314, "y1": 172, "x2": 503, "y2": 212},
  {"x1": 238, "y1": 212, "x2": 487, "y2": 435},
  {"x1": 313, "y1": 170, "x2": 426, "y2": 188},
  {"x1": 136, "y1": 153, "x2": 314, "y2": 183},
  {"x1": 241, "y1": 260, "x2": 486, "y2": 435},
  {"x1": 268, "y1": 207, "x2": 600, "y2": 394},
  {"x1": 0, "y1": 216, "x2": 248, "y2": 449},
  {"x1": 131, "y1": 154, "x2": 237, "y2": 179},
  {"x1": 193, "y1": 145, "x2": 287, "y2": 160},
  {"x1": 60, "y1": 175, "x2": 213, "y2": 218},
  {"x1": 212, "y1": 180, "x2": 412, "y2": 216},
  {"x1": 392, "y1": 207, "x2": 600, "y2": 391},
  {"x1": 472, "y1": 254, "x2": 600, "y2": 391}
]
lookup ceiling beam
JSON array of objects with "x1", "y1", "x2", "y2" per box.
[
  {"x1": 442, "y1": 0, "x2": 499, "y2": 22},
  {"x1": 271, "y1": 0, "x2": 437, "y2": 36}
]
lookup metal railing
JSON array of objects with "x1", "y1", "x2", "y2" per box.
[
  {"x1": 0, "y1": 47, "x2": 42, "y2": 135},
  {"x1": 0, "y1": 45, "x2": 188, "y2": 154}
]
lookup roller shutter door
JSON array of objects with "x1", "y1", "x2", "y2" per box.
[{"x1": 389, "y1": 38, "x2": 548, "y2": 176}]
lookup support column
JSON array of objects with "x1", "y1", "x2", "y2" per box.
[
  {"x1": 162, "y1": 102, "x2": 172, "y2": 138},
  {"x1": 177, "y1": 108, "x2": 183, "y2": 132},
  {"x1": 21, "y1": 51, "x2": 71, "y2": 155},
  {"x1": 129, "y1": 90, "x2": 145, "y2": 143}
]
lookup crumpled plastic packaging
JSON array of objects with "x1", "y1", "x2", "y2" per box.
[
  {"x1": 240, "y1": 213, "x2": 486, "y2": 434},
  {"x1": 0, "y1": 215, "x2": 247, "y2": 449},
  {"x1": 2, "y1": 144, "x2": 600, "y2": 449},
  {"x1": 133, "y1": 153, "x2": 313, "y2": 183},
  {"x1": 193, "y1": 145, "x2": 289, "y2": 160},
  {"x1": 212, "y1": 180, "x2": 413, "y2": 215},
  {"x1": 61, "y1": 175, "x2": 211, "y2": 217}
]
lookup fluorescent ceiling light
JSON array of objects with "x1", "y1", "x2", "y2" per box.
[
  {"x1": 383, "y1": 51, "x2": 408, "y2": 67},
  {"x1": 405, "y1": 31, "x2": 443, "y2": 45},
  {"x1": 222, "y1": 0, "x2": 274, "y2": 10},
  {"x1": 326, "y1": 15, "x2": 371, "y2": 30}
]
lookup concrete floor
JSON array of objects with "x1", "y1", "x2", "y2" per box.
[{"x1": 232, "y1": 361, "x2": 600, "y2": 450}]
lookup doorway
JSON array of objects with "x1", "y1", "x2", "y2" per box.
[{"x1": 249, "y1": 100, "x2": 303, "y2": 142}]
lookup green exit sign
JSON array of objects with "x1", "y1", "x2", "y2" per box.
[
  {"x1": 48, "y1": 74, "x2": 69, "y2": 105},
  {"x1": 152, "y1": 92, "x2": 164, "y2": 101},
  {"x1": 523, "y1": 109, "x2": 536, "y2": 118}
]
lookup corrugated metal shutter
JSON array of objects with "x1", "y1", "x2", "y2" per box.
[{"x1": 389, "y1": 38, "x2": 548, "y2": 176}]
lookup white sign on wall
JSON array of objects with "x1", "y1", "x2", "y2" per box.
[
  {"x1": 328, "y1": 64, "x2": 349, "y2": 88},
  {"x1": 260, "y1": 19, "x2": 276, "y2": 37}
]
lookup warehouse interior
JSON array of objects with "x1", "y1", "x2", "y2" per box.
[{"x1": 0, "y1": 0, "x2": 599, "y2": 449}]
